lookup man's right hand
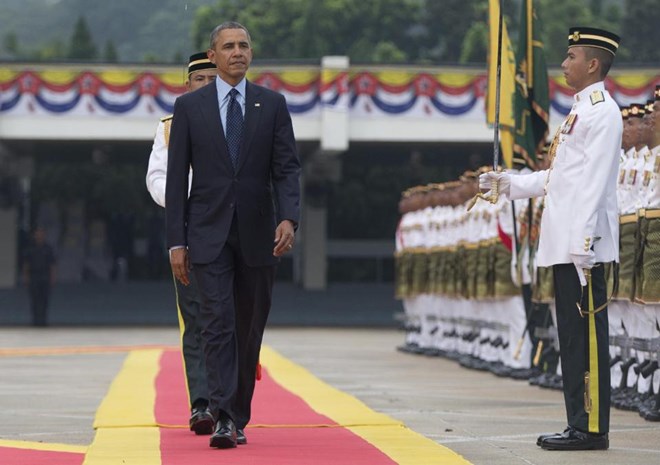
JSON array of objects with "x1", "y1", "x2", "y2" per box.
[
  {"x1": 478, "y1": 171, "x2": 511, "y2": 196},
  {"x1": 170, "y1": 247, "x2": 190, "y2": 286}
]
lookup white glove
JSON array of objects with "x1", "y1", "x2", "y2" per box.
[
  {"x1": 478, "y1": 171, "x2": 511, "y2": 196},
  {"x1": 510, "y1": 250, "x2": 521, "y2": 287},
  {"x1": 570, "y1": 252, "x2": 595, "y2": 287}
]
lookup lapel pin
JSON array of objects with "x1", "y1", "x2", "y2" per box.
[{"x1": 255, "y1": 103, "x2": 261, "y2": 107}]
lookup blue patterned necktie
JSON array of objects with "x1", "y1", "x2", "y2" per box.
[{"x1": 225, "y1": 88, "x2": 243, "y2": 170}]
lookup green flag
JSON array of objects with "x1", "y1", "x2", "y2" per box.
[{"x1": 513, "y1": 0, "x2": 550, "y2": 170}]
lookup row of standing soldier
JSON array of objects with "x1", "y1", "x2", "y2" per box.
[
  {"x1": 609, "y1": 89, "x2": 660, "y2": 421},
  {"x1": 394, "y1": 84, "x2": 660, "y2": 423}
]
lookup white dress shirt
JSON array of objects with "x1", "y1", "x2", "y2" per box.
[{"x1": 215, "y1": 76, "x2": 246, "y2": 134}]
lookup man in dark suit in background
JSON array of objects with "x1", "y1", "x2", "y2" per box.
[
  {"x1": 23, "y1": 226, "x2": 56, "y2": 327},
  {"x1": 166, "y1": 21, "x2": 301, "y2": 449}
]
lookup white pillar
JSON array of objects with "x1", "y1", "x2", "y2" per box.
[
  {"x1": 296, "y1": 56, "x2": 350, "y2": 290},
  {"x1": 320, "y1": 56, "x2": 350, "y2": 153}
]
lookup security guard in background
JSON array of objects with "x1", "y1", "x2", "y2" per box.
[
  {"x1": 146, "y1": 52, "x2": 217, "y2": 435},
  {"x1": 22, "y1": 226, "x2": 56, "y2": 327},
  {"x1": 481, "y1": 27, "x2": 622, "y2": 450}
]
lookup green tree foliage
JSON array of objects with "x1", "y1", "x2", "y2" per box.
[
  {"x1": 3, "y1": 31, "x2": 18, "y2": 57},
  {"x1": 537, "y1": 0, "x2": 624, "y2": 66},
  {"x1": 0, "y1": 0, "x2": 654, "y2": 64},
  {"x1": 68, "y1": 15, "x2": 97, "y2": 60},
  {"x1": 372, "y1": 41, "x2": 407, "y2": 64},
  {"x1": 142, "y1": 52, "x2": 160, "y2": 63},
  {"x1": 172, "y1": 50, "x2": 184, "y2": 65},
  {"x1": 459, "y1": 21, "x2": 488, "y2": 64},
  {"x1": 536, "y1": 0, "x2": 592, "y2": 64},
  {"x1": 620, "y1": 0, "x2": 660, "y2": 63},
  {"x1": 34, "y1": 39, "x2": 67, "y2": 61},
  {"x1": 103, "y1": 40, "x2": 119, "y2": 63},
  {"x1": 193, "y1": 0, "x2": 420, "y2": 63},
  {"x1": 0, "y1": 0, "x2": 205, "y2": 62},
  {"x1": 422, "y1": 0, "x2": 482, "y2": 63}
]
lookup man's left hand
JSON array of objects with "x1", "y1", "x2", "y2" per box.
[
  {"x1": 570, "y1": 252, "x2": 595, "y2": 287},
  {"x1": 273, "y1": 220, "x2": 295, "y2": 257}
]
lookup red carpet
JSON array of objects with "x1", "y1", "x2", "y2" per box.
[
  {"x1": 155, "y1": 350, "x2": 397, "y2": 464},
  {"x1": 0, "y1": 447, "x2": 84, "y2": 465},
  {"x1": 1, "y1": 346, "x2": 470, "y2": 465}
]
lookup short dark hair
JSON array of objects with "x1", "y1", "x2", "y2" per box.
[
  {"x1": 583, "y1": 46, "x2": 614, "y2": 79},
  {"x1": 209, "y1": 21, "x2": 251, "y2": 49}
]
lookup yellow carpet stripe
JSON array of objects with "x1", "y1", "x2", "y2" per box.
[
  {"x1": 349, "y1": 425, "x2": 471, "y2": 465},
  {"x1": 261, "y1": 346, "x2": 473, "y2": 465},
  {"x1": 93, "y1": 350, "x2": 161, "y2": 429},
  {"x1": 0, "y1": 439, "x2": 86, "y2": 453},
  {"x1": 84, "y1": 350, "x2": 163, "y2": 465},
  {"x1": 82, "y1": 428, "x2": 160, "y2": 465},
  {"x1": 261, "y1": 346, "x2": 399, "y2": 427},
  {"x1": 587, "y1": 284, "x2": 600, "y2": 433}
]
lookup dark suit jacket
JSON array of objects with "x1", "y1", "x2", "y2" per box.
[{"x1": 165, "y1": 80, "x2": 301, "y2": 267}]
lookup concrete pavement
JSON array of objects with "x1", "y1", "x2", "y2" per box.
[{"x1": 0, "y1": 327, "x2": 658, "y2": 464}]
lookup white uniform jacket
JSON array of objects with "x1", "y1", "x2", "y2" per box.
[
  {"x1": 508, "y1": 81, "x2": 622, "y2": 267},
  {"x1": 643, "y1": 145, "x2": 660, "y2": 208},
  {"x1": 145, "y1": 116, "x2": 192, "y2": 207}
]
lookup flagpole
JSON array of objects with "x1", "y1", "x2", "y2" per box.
[
  {"x1": 492, "y1": 3, "x2": 503, "y2": 171},
  {"x1": 466, "y1": 1, "x2": 504, "y2": 211}
]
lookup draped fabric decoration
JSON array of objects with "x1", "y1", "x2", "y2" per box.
[
  {"x1": 0, "y1": 67, "x2": 657, "y2": 120},
  {"x1": 550, "y1": 75, "x2": 658, "y2": 115}
]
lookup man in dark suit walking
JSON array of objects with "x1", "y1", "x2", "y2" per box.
[{"x1": 166, "y1": 21, "x2": 301, "y2": 449}]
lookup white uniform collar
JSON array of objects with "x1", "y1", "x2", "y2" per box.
[{"x1": 574, "y1": 81, "x2": 605, "y2": 103}]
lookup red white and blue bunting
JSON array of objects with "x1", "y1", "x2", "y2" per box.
[{"x1": 0, "y1": 67, "x2": 658, "y2": 120}]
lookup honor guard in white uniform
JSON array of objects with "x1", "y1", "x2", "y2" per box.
[
  {"x1": 396, "y1": 188, "x2": 426, "y2": 352},
  {"x1": 626, "y1": 104, "x2": 648, "y2": 213},
  {"x1": 146, "y1": 52, "x2": 217, "y2": 435},
  {"x1": 614, "y1": 105, "x2": 644, "y2": 386},
  {"x1": 611, "y1": 102, "x2": 654, "y2": 412},
  {"x1": 416, "y1": 187, "x2": 437, "y2": 353},
  {"x1": 481, "y1": 27, "x2": 622, "y2": 450},
  {"x1": 608, "y1": 107, "x2": 630, "y2": 395},
  {"x1": 639, "y1": 88, "x2": 660, "y2": 421},
  {"x1": 632, "y1": 94, "x2": 660, "y2": 420}
]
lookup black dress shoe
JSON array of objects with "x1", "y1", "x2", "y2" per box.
[
  {"x1": 189, "y1": 407, "x2": 214, "y2": 435},
  {"x1": 536, "y1": 426, "x2": 571, "y2": 446},
  {"x1": 236, "y1": 428, "x2": 247, "y2": 445},
  {"x1": 541, "y1": 428, "x2": 608, "y2": 451},
  {"x1": 209, "y1": 416, "x2": 237, "y2": 449}
]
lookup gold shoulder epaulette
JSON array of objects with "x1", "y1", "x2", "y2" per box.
[
  {"x1": 162, "y1": 117, "x2": 173, "y2": 146},
  {"x1": 160, "y1": 114, "x2": 174, "y2": 122},
  {"x1": 590, "y1": 91, "x2": 604, "y2": 105}
]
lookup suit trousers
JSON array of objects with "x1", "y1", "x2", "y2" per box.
[
  {"x1": 173, "y1": 269, "x2": 208, "y2": 407},
  {"x1": 553, "y1": 263, "x2": 610, "y2": 434},
  {"x1": 193, "y1": 215, "x2": 275, "y2": 429},
  {"x1": 29, "y1": 280, "x2": 50, "y2": 327}
]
